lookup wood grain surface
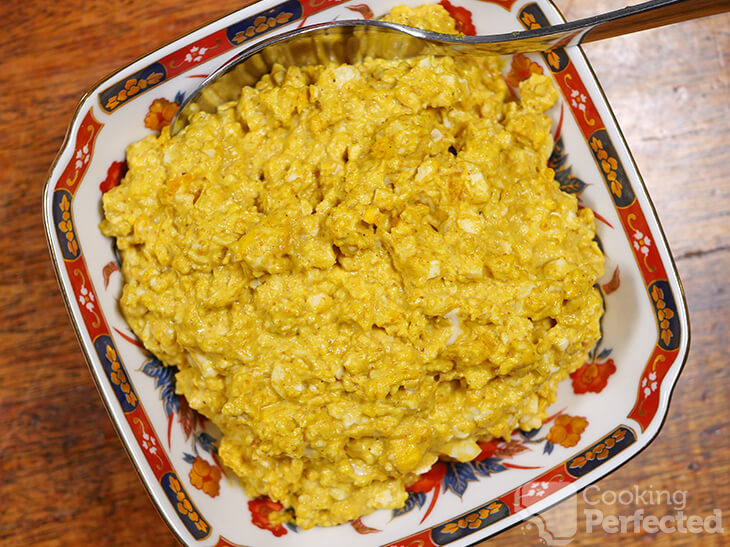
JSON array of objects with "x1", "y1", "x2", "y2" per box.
[{"x1": 1, "y1": 1, "x2": 728, "y2": 545}]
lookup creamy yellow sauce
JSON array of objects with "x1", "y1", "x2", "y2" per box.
[{"x1": 101, "y1": 4, "x2": 604, "y2": 528}]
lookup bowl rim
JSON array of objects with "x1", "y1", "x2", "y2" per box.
[{"x1": 42, "y1": 1, "x2": 691, "y2": 545}]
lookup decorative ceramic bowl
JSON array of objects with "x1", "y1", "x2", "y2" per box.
[{"x1": 43, "y1": 0, "x2": 690, "y2": 545}]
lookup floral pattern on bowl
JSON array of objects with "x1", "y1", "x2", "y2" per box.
[{"x1": 43, "y1": 1, "x2": 689, "y2": 546}]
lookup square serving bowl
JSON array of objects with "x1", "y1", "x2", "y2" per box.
[{"x1": 43, "y1": 0, "x2": 689, "y2": 545}]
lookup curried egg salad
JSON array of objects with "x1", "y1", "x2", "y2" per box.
[{"x1": 101, "y1": 4, "x2": 604, "y2": 528}]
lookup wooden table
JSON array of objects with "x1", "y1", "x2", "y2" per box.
[{"x1": 1, "y1": 1, "x2": 728, "y2": 545}]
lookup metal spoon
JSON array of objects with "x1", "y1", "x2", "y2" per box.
[{"x1": 171, "y1": 0, "x2": 729, "y2": 135}]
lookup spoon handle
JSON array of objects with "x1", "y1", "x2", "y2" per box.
[{"x1": 581, "y1": 0, "x2": 730, "y2": 44}]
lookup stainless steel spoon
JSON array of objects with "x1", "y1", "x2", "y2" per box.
[{"x1": 171, "y1": 0, "x2": 729, "y2": 135}]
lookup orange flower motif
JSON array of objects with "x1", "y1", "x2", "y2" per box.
[
  {"x1": 570, "y1": 429, "x2": 626, "y2": 469},
  {"x1": 547, "y1": 414, "x2": 588, "y2": 448},
  {"x1": 589, "y1": 136, "x2": 622, "y2": 196},
  {"x1": 575, "y1": 441, "x2": 610, "y2": 466},
  {"x1": 651, "y1": 285, "x2": 674, "y2": 345},
  {"x1": 144, "y1": 98, "x2": 179, "y2": 132},
  {"x1": 146, "y1": 72, "x2": 163, "y2": 85},
  {"x1": 58, "y1": 195, "x2": 79, "y2": 255},
  {"x1": 545, "y1": 49, "x2": 561, "y2": 70},
  {"x1": 520, "y1": 12, "x2": 541, "y2": 30},
  {"x1": 506, "y1": 53, "x2": 544, "y2": 87},
  {"x1": 651, "y1": 285, "x2": 663, "y2": 301},
  {"x1": 442, "y1": 522, "x2": 461, "y2": 534},
  {"x1": 124, "y1": 78, "x2": 141, "y2": 97},
  {"x1": 170, "y1": 476, "x2": 208, "y2": 533},
  {"x1": 610, "y1": 179, "x2": 623, "y2": 198},
  {"x1": 189, "y1": 456, "x2": 222, "y2": 497},
  {"x1": 441, "y1": 502, "x2": 504, "y2": 534},
  {"x1": 105, "y1": 72, "x2": 164, "y2": 111},
  {"x1": 570, "y1": 359, "x2": 616, "y2": 394},
  {"x1": 601, "y1": 157, "x2": 618, "y2": 176},
  {"x1": 233, "y1": 11, "x2": 293, "y2": 43},
  {"x1": 656, "y1": 299, "x2": 674, "y2": 327},
  {"x1": 105, "y1": 344, "x2": 138, "y2": 406},
  {"x1": 593, "y1": 442, "x2": 610, "y2": 460}
]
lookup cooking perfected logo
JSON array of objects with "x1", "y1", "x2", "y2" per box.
[{"x1": 519, "y1": 483, "x2": 724, "y2": 544}]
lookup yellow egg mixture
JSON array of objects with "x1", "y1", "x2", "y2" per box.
[{"x1": 101, "y1": 4, "x2": 604, "y2": 529}]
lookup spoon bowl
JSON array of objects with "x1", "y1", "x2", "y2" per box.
[{"x1": 171, "y1": 0, "x2": 729, "y2": 135}]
